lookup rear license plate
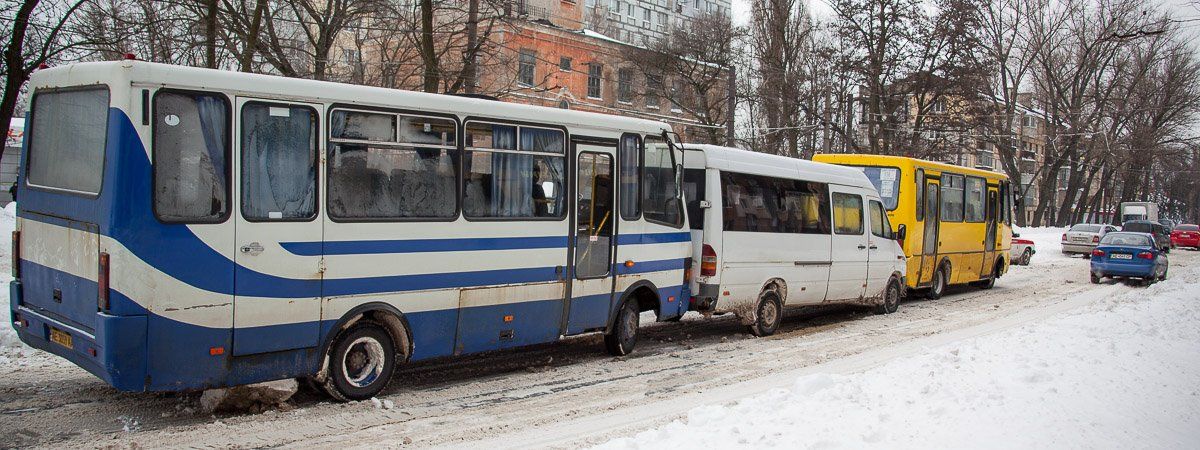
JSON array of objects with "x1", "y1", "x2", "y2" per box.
[
  {"x1": 1111, "y1": 254, "x2": 1132, "y2": 260},
  {"x1": 49, "y1": 327, "x2": 73, "y2": 348}
]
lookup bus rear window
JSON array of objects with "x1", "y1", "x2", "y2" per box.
[
  {"x1": 26, "y1": 87, "x2": 109, "y2": 194},
  {"x1": 857, "y1": 167, "x2": 900, "y2": 210}
]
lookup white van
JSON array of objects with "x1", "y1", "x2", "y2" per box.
[{"x1": 682, "y1": 145, "x2": 907, "y2": 336}]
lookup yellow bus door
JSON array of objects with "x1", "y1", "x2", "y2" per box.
[
  {"x1": 981, "y1": 188, "x2": 999, "y2": 278},
  {"x1": 918, "y1": 179, "x2": 940, "y2": 286}
]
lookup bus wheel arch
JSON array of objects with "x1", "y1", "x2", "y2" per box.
[
  {"x1": 614, "y1": 281, "x2": 662, "y2": 322},
  {"x1": 605, "y1": 282, "x2": 658, "y2": 356},
  {"x1": 760, "y1": 278, "x2": 788, "y2": 306},
  {"x1": 316, "y1": 304, "x2": 413, "y2": 388},
  {"x1": 927, "y1": 259, "x2": 952, "y2": 300}
]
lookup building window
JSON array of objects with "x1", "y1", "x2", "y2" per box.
[
  {"x1": 646, "y1": 74, "x2": 662, "y2": 109},
  {"x1": 587, "y1": 63, "x2": 603, "y2": 99},
  {"x1": 518, "y1": 49, "x2": 536, "y2": 87},
  {"x1": 618, "y1": 68, "x2": 633, "y2": 103},
  {"x1": 669, "y1": 79, "x2": 684, "y2": 112},
  {"x1": 559, "y1": 56, "x2": 572, "y2": 71}
]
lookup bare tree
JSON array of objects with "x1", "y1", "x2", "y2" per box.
[
  {"x1": 1, "y1": 0, "x2": 102, "y2": 166},
  {"x1": 626, "y1": 13, "x2": 736, "y2": 145}
]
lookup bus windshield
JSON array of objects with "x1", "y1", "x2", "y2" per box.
[{"x1": 857, "y1": 166, "x2": 901, "y2": 210}]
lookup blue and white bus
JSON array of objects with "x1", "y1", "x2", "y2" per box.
[{"x1": 9, "y1": 60, "x2": 690, "y2": 400}]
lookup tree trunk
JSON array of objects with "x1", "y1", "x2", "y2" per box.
[
  {"x1": 463, "y1": 0, "x2": 479, "y2": 94},
  {"x1": 239, "y1": 0, "x2": 267, "y2": 72},
  {"x1": 420, "y1": 0, "x2": 438, "y2": 93},
  {"x1": 204, "y1": 0, "x2": 218, "y2": 68}
]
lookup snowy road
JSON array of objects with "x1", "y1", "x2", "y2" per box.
[{"x1": 2, "y1": 229, "x2": 1198, "y2": 448}]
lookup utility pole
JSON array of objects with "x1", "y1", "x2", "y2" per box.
[
  {"x1": 464, "y1": 0, "x2": 479, "y2": 94},
  {"x1": 725, "y1": 66, "x2": 735, "y2": 147}
]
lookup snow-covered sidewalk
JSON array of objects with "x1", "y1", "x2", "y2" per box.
[{"x1": 598, "y1": 253, "x2": 1200, "y2": 449}]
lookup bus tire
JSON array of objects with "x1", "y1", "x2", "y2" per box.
[
  {"x1": 748, "y1": 289, "x2": 783, "y2": 336},
  {"x1": 321, "y1": 322, "x2": 396, "y2": 402},
  {"x1": 926, "y1": 263, "x2": 949, "y2": 300},
  {"x1": 605, "y1": 300, "x2": 640, "y2": 356},
  {"x1": 875, "y1": 278, "x2": 901, "y2": 315}
]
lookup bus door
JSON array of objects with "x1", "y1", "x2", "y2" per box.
[
  {"x1": 981, "y1": 188, "x2": 999, "y2": 278},
  {"x1": 918, "y1": 178, "x2": 940, "y2": 286},
  {"x1": 230, "y1": 98, "x2": 323, "y2": 356},
  {"x1": 565, "y1": 145, "x2": 618, "y2": 333}
]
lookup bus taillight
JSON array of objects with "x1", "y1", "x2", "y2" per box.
[
  {"x1": 701, "y1": 245, "x2": 717, "y2": 277},
  {"x1": 11, "y1": 231, "x2": 19, "y2": 278},
  {"x1": 98, "y1": 252, "x2": 110, "y2": 311},
  {"x1": 683, "y1": 257, "x2": 693, "y2": 283}
]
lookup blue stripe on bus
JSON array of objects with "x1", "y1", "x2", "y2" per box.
[
  {"x1": 616, "y1": 231, "x2": 691, "y2": 245},
  {"x1": 281, "y1": 231, "x2": 690, "y2": 256},
  {"x1": 281, "y1": 235, "x2": 570, "y2": 256}
]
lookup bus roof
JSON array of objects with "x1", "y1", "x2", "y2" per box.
[
  {"x1": 812, "y1": 153, "x2": 1009, "y2": 181},
  {"x1": 28, "y1": 60, "x2": 671, "y2": 136},
  {"x1": 683, "y1": 144, "x2": 874, "y2": 189}
]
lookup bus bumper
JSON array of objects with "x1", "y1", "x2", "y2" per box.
[{"x1": 9, "y1": 280, "x2": 148, "y2": 392}]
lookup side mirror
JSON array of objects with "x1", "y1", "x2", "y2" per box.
[{"x1": 895, "y1": 224, "x2": 907, "y2": 241}]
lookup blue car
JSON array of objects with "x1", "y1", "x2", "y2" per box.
[{"x1": 1090, "y1": 232, "x2": 1169, "y2": 285}]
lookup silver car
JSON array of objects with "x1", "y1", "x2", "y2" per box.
[{"x1": 1062, "y1": 223, "x2": 1119, "y2": 257}]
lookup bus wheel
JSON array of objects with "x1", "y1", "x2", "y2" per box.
[
  {"x1": 874, "y1": 278, "x2": 901, "y2": 315},
  {"x1": 322, "y1": 322, "x2": 397, "y2": 402},
  {"x1": 748, "y1": 290, "x2": 783, "y2": 336},
  {"x1": 926, "y1": 264, "x2": 949, "y2": 300},
  {"x1": 974, "y1": 263, "x2": 1000, "y2": 290},
  {"x1": 605, "y1": 300, "x2": 640, "y2": 356}
]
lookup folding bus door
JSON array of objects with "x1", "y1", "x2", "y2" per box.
[
  {"x1": 917, "y1": 179, "x2": 941, "y2": 286},
  {"x1": 982, "y1": 188, "x2": 999, "y2": 278},
  {"x1": 565, "y1": 144, "x2": 618, "y2": 333}
]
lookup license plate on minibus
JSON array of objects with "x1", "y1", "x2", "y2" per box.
[
  {"x1": 1111, "y1": 254, "x2": 1132, "y2": 260},
  {"x1": 49, "y1": 327, "x2": 73, "y2": 348}
]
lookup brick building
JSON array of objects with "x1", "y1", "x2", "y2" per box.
[{"x1": 486, "y1": 0, "x2": 728, "y2": 140}]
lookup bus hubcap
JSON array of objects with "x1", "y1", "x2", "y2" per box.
[{"x1": 343, "y1": 337, "x2": 386, "y2": 388}]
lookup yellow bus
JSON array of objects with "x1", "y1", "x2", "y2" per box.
[{"x1": 812, "y1": 154, "x2": 1013, "y2": 298}]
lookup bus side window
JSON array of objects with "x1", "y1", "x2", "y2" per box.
[
  {"x1": 153, "y1": 90, "x2": 231, "y2": 223},
  {"x1": 619, "y1": 134, "x2": 641, "y2": 220},
  {"x1": 241, "y1": 102, "x2": 318, "y2": 221},
  {"x1": 832, "y1": 193, "x2": 864, "y2": 235},
  {"x1": 915, "y1": 169, "x2": 924, "y2": 221}
]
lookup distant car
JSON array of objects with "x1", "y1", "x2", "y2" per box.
[
  {"x1": 1122, "y1": 220, "x2": 1171, "y2": 253},
  {"x1": 1158, "y1": 219, "x2": 1178, "y2": 233},
  {"x1": 1090, "y1": 232, "x2": 1168, "y2": 285},
  {"x1": 1011, "y1": 234, "x2": 1036, "y2": 265},
  {"x1": 1171, "y1": 223, "x2": 1200, "y2": 249},
  {"x1": 1061, "y1": 223, "x2": 1118, "y2": 257}
]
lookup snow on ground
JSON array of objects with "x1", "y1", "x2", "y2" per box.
[
  {"x1": 597, "y1": 246, "x2": 1200, "y2": 449},
  {"x1": 0, "y1": 202, "x2": 52, "y2": 368}
]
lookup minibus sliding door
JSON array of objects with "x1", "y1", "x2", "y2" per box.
[{"x1": 982, "y1": 188, "x2": 998, "y2": 278}]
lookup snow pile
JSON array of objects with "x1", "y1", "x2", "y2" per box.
[
  {"x1": 597, "y1": 260, "x2": 1200, "y2": 449},
  {"x1": 0, "y1": 201, "x2": 24, "y2": 361},
  {"x1": 199, "y1": 379, "x2": 299, "y2": 413}
]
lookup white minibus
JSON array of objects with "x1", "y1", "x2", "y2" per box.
[{"x1": 682, "y1": 145, "x2": 907, "y2": 336}]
